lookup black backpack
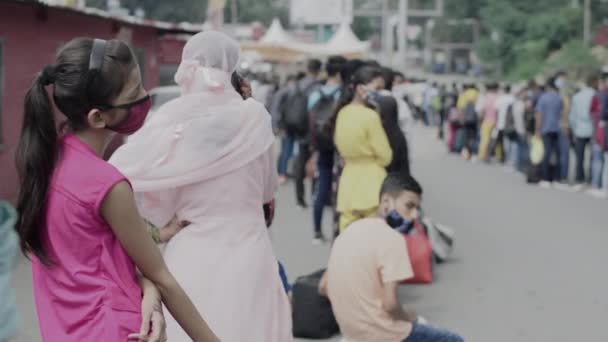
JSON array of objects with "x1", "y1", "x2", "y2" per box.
[
  {"x1": 524, "y1": 108, "x2": 536, "y2": 134},
  {"x1": 463, "y1": 101, "x2": 477, "y2": 124},
  {"x1": 504, "y1": 104, "x2": 516, "y2": 137},
  {"x1": 311, "y1": 89, "x2": 339, "y2": 151},
  {"x1": 282, "y1": 83, "x2": 316, "y2": 135},
  {"x1": 292, "y1": 269, "x2": 340, "y2": 339}
]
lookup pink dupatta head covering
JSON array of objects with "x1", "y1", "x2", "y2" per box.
[{"x1": 110, "y1": 31, "x2": 274, "y2": 192}]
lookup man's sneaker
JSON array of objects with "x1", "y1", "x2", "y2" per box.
[
  {"x1": 554, "y1": 182, "x2": 575, "y2": 192},
  {"x1": 572, "y1": 183, "x2": 586, "y2": 192},
  {"x1": 538, "y1": 181, "x2": 553, "y2": 189},
  {"x1": 587, "y1": 188, "x2": 608, "y2": 199},
  {"x1": 313, "y1": 232, "x2": 326, "y2": 245}
]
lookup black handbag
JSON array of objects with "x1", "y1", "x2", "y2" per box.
[{"x1": 292, "y1": 269, "x2": 340, "y2": 339}]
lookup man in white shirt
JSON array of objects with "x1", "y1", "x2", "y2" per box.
[
  {"x1": 495, "y1": 84, "x2": 521, "y2": 167},
  {"x1": 319, "y1": 175, "x2": 463, "y2": 342}
]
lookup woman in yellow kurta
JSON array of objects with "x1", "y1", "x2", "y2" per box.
[{"x1": 333, "y1": 66, "x2": 392, "y2": 231}]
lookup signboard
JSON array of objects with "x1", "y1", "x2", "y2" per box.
[{"x1": 290, "y1": 0, "x2": 353, "y2": 25}]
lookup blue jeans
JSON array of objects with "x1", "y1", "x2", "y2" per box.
[
  {"x1": 423, "y1": 103, "x2": 435, "y2": 126},
  {"x1": 604, "y1": 151, "x2": 608, "y2": 192},
  {"x1": 313, "y1": 151, "x2": 334, "y2": 234},
  {"x1": 558, "y1": 132, "x2": 570, "y2": 182},
  {"x1": 505, "y1": 134, "x2": 520, "y2": 168},
  {"x1": 517, "y1": 136, "x2": 530, "y2": 173},
  {"x1": 277, "y1": 133, "x2": 295, "y2": 176},
  {"x1": 542, "y1": 132, "x2": 560, "y2": 182},
  {"x1": 404, "y1": 323, "x2": 464, "y2": 342},
  {"x1": 590, "y1": 143, "x2": 604, "y2": 189}
]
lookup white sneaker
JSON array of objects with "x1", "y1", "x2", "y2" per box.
[
  {"x1": 538, "y1": 181, "x2": 553, "y2": 189},
  {"x1": 554, "y1": 182, "x2": 575, "y2": 192},
  {"x1": 312, "y1": 232, "x2": 327, "y2": 245},
  {"x1": 572, "y1": 183, "x2": 586, "y2": 192},
  {"x1": 587, "y1": 188, "x2": 608, "y2": 199}
]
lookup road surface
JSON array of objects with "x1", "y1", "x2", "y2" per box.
[{"x1": 11, "y1": 126, "x2": 608, "y2": 342}]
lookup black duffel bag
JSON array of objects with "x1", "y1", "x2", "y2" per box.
[{"x1": 292, "y1": 269, "x2": 340, "y2": 339}]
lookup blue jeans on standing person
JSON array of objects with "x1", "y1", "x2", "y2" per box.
[
  {"x1": 277, "y1": 133, "x2": 296, "y2": 176},
  {"x1": 313, "y1": 150, "x2": 334, "y2": 235},
  {"x1": 403, "y1": 322, "x2": 463, "y2": 342},
  {"x1": 604, "y1": 126, "x2": 608, "y2": 192},
  {"x1": 590, "y1": 143, "x2": 604, "y2": 189},
  {"x1": 542, "y1": 132, "x2": 560, "y2": 182},
  {"x1": 517, "y1": 136, "x2": 530, "y2": 173},
  {"x1": 505, "y1": 134, "x2": 521, "y2": 169},
  {"x1": 558, "y1": 132, "x2": 570, "y2": 183},
  {"x1": 604, "y1": 151, "x2": 608, "y2": 193},
  {"x1": 423, "y1": 104, "x2": 434, "y2": 126}
]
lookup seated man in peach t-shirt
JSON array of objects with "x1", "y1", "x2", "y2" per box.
[{"x1": 320, "y1": 174, "x2": 463, "y2": 342}]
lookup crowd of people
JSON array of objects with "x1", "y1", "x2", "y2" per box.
[
  {"x1": 2, "y1": 30, "x2": 464, "y2": 342},
  {"x1": 258, "y1": 55, "x2": 462, "y2": 341},
  {"x1": 412, "y1": 72, "x2": 608, "y2": 197}
]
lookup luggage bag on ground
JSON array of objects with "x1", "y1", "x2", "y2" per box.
[{"x1": 292, "y1": 269, "x2": 340, "y2": 339}]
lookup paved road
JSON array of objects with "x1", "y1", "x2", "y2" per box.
[{"x1": 11, "y1": 126, "x2": 608, "y2": 342}]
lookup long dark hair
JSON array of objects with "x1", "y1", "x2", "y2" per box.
[
  {"x1": 330, "y1": 66, "x2": 383, "y2": 134},
  {"x1": 377, "y1": 96, "x2": 410, "y2": 177},
  {"x1": 15, "y1": 38, "x2": 137, "y2": 264}
]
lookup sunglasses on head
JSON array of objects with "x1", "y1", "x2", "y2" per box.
[{"x1": 88, "y1": 39, "x2": 149, "y2": 111}]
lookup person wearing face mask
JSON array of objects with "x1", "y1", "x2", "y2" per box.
[
  {"x1": 331, "y1": 66, "x2": 392, "y2": 232},
  {"x1": 15, "y1": 38, "x2": 219, "y2": 342},
  {"x1": 110, "y1": 32, "x2": 292, "y2": 342},
  {"x1": 319, "y1": 174, "x2": 463, "y2": 342}
]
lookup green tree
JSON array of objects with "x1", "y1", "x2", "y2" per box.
[{"x1": 224, "y1": 0, "x2": 288, "y2": 26}]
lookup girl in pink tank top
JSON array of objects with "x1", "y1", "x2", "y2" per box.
[{"x1": 14, "y1": 38, "x2": 218, "y2": 342}]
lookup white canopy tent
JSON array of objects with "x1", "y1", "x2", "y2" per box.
[
  {"x1": 260, "y1": 18, "x2": 293, "y2": 44},
  {"x1": 320, "y1": 21, "x2": 370, "y2": 57},
  {"x1": 240, "y1": 19, "x2": 369, "y2": 62},
  {"x1": 241, "y1": 18, "x2": 316, "y2": 62}
]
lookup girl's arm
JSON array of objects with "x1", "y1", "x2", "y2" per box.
[{"x1": 101, "y1": 181, "x2": 219, "y2": 342}]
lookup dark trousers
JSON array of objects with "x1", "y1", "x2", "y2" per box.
[
  {"x1": 294, "y1": 140, "x2": 312, "y2": 204},
  {"x1": 542, "y1": 132, "x2": 560, "y2": 182},
  {"x1": 574, "y1": 137, "x2": 591, "y2": 183},
  {"x1": 463, "y1": 122, "x2": 478, "y2": 154},
  {"x1": 438, "y1": 108, "x2": 447, "y2": 139},
  {"x1": 313, "y1": 150, "x2": 334, "y2": 234},
  {"x1": 488, "y1": 130, "x2": 506, "y2": 163}
]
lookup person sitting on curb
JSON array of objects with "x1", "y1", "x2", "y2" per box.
[{"x1": 319, "y1": 174, "x2": 463, "y2": 342}]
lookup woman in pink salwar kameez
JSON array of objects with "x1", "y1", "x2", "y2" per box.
[{"x1": 110, "y1": 31, "x2": 292, "y2": 342}]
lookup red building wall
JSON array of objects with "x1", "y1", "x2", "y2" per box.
[{"x1": 0, "y1": 1, "x2": 165, "y2": 202}]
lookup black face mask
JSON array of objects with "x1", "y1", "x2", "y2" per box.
[{"x1": 385, "y1": 209, "x2": 414, "y2": 234}]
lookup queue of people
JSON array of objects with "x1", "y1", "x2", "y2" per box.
[
  {"x1": 438, "y1": 72, "x2": 608, "y2": 197},
  {"x1": 267, "y1": 57, "x2": 462, "y2": 341}
]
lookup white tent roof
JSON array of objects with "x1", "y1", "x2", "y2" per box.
[
  {"x1": 260, "y1": 18, "x2": 292, "y2": 44},
  {"x1": 241, "y1": 19, "x2": 369, "y2": 61},
  {"x1": 322, "y1": 21, "x2": 370, "y2": 55}
]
